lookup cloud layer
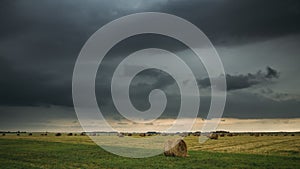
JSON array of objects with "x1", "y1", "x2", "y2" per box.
[{"x1": 0, "y1": 1, "x2": 300, "y2": 131}]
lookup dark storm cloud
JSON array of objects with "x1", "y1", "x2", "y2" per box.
[
  {"x1": 0, "y1": 0, "x2": 299, "y2": 122},
  {"x1": 0, "y1": 0, "x2": 175, "y2": 108},
  {"x1": 199, "y1": 67, "x2": 280, "y2": 91},
  {"x1": 0, "y1": 0, "x2": 126, "y2": 107},
  {"x1": 0, "y1": 57, "x2": 73, "y2": 106},
  {"x1": 137, "y1": 66, "x2": 280, "y2": 92},
  {"x1": 160, "y1": 0, "x2": 300, "y2": 45},
  {"x1": 265, "y1": 67, "x2": 280, "y2": 79}
]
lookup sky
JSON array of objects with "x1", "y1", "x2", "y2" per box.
[{"x1": 0, "y1": 0, "x2": 300, "y2": 132}]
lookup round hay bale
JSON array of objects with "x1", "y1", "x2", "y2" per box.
[
  {"x1": 208, "y1": 133, "x2": 218, "y2": 140},
  {"x1": 55, "y1": 133, "x2": 62, "y2": 136},
  {"x1": 164, "y1": 139, "x2": 187, "y2": 157}
]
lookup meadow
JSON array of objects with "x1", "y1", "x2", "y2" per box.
[{"x1": 0, "y1": 133, "x2": 299, "y2": 168}]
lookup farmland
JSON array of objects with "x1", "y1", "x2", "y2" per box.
[{"x1": 0, "y1": 133, "x2": 299, "y2": 168}]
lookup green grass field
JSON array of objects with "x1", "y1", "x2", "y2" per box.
[{"x1": 0, "y1": 134, "x2": 299, "y2": 168}]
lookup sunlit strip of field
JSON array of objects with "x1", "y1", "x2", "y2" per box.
[{"x1": 186, "y1": 135, "x2": 300, "y2": 156}]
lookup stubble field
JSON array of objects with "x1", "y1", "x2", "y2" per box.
[{"x1": 0, "y1": 133, "x2": 299, "y2": 168}]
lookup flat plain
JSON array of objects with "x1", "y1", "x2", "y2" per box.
[{"x1": 0, "y1": 133, "x2": 299, "y2": 168}]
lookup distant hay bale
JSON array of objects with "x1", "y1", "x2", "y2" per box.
[
  {"x1": 194, "y1": 132, "x2": 201, "y2": 136},
  {"x1": 220, "y1": 133, "x2": 225, "y2": 137},
  {"x1": 164, "y1": 139, "x2": 187, "y2": 157},
  {"x1": 67, "y1": 133, "x2": 73, "y2": 136},
  {"x1": 28, "y1": 133, "x2": 32, "y2": 136},
  {"x1": 128, "y1": 133, "x2": 132, "y2": 136},
  {"x1": 2, "y1": 133, "x2": 5, "y2": 136},
  {"x1": 17, "y1": 133, "x2": 20, "y2": 136},
  {"x1": 139, "y1": 133, "x2": 146, "y2": 137},
  {"x1": 55, "y1": 133, "x2": 62, "y2": 136},
  {"x1": 208, "y1": 133, "x2": 218, "y2": 140},
  {"x1": 291, "y1": 134, "x2": 295, "y2": 136},
  {"x1": 80, "y1": 132, "x2": 86, "y2": 136}
]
